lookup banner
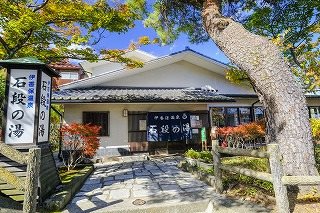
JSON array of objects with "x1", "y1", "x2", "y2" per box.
[{"x1": 147, "y1": 112, "x2": 192, "y2": 142}]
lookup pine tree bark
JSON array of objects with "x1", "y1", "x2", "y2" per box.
[{"x1": 202, "y1": 0, "x2": 318, "y2": 178}]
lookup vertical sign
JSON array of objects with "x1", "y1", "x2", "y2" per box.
[
  {"x1": 5, "y1": 69, "x2": 37, "y2": 144},
  {"x1": 38, "y1": 72, "x2": 51, "y2": 142}
]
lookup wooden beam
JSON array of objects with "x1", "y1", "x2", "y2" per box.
[
  {"x1": 220, "y1": 164, "x2": 273, "y2": 182},
  {"x1": 217, "y1": 146, "x2": 269, "y2": 158},
  {"x1": 282, "y1": 176, "x2": 320, "y2": 185},
  {"x1": 0, "y1": 167, "x2": 25, "y2": 191},
  {"x1": 0, "y1": 143, "x2": 28, "y2": 164}
]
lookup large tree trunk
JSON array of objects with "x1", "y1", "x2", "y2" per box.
[{"x1": 202, "y1": 0, "x2": 318, "y2": 178}]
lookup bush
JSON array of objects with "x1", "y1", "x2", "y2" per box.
[
  {"x1": 184, "y1": 149, "x2": 213, "y2": 163},
  {"x1": 184, "y1": 148, "x2": 201, "y2": 159},
  {"x1": 311, "y1": 119, "x2": 320, "y2": 142},
  {"x1": 216, "y1": 121, "x2": 266, "y2": 141},
  {"x1": 315, "y1": 145, "x2": 320, "y2": 172},
  {"x1": 61, "y1": 123, "x2": 101, "y2": 171},
  {"x1": 199, "y1": 151, "x2": 213, "y2": 163}
]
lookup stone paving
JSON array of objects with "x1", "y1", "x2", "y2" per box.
[{"x1": 62, "y1": 156, "x2": 271, "y2": 213}]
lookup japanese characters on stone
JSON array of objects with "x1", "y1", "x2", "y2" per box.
[
  {"x1": 38, "y1": 72, "x2": 51, "y2": 142},
  {"x1": 147, "y1": 112, "x2": 192, "y2": 142},
  {"x1": 5, "y1": 69, "x2": 37, "y2": 144}
]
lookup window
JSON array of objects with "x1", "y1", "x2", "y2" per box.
[
  {"x1": 60, "y1": 72, "x2": 78, "y2": 80},
  {"x1": 239, "y1": 107, "x2": 251, "y2": 124},
  {"x1": 83, "y1": 112, "x2": 109, "y2": 136},
  {"x1": 225, "y1": 108, "x2": 239, "y2": 126},
  {"x1": 211, "y1": 107, "x2": 225, "y2": 127},
  {"x1": 309, "y1": 107, "x2": 320, "y2": 118},
  {"x1": 211, "y1": 106, "x2": 265, "y2": 127},
  {"x1": 254, "y1": 107, "x2": 264, "y2": 121}
]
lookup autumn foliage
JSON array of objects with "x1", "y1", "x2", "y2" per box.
[
  {"x1": 61, "y1": 123, "x2": 101, "y2": 170},
  {"x1": 216, "y1": 121, "x2": 266, "y2": 144}
]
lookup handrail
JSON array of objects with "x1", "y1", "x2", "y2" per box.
[
  {"x1": 0, "y1": 141, "x2": 41, "y2": 213},
  {"x1": 217, "y1": 146, "x2": 269, "y2": 158},
  {"x1": 0, "y1": 167, "x2": 25, "y2": 190},
  {"x1": 0, "y1": 143, "x2": 28, "y2": 164},
  {"x1": 219, "y1": 164, "x2": 273, "y2": 182},
  {"x1": 212, "y1": 139, "x2": 320, "y2": 213},
  {"x1": 282, "y1": 176, "x2": 320, "y2": 185}
]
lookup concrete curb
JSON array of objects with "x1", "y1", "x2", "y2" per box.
[
  {"x1": 178, "y1": 160, "x2": 216, "y2": 189},
  {"x1": 42, "y1": 165, "x2": 93, "y2": 211}
]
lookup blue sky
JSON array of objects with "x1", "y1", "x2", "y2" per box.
[{"x1": 94, "y1": 20, "x2": 230, "y2": 64}]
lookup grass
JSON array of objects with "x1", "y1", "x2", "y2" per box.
[{"x1": 59, "y1": 166, "x2": 88, "y2": 184}]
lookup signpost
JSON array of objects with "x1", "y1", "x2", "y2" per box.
[
  {"x1": 0, "y1": 57, "x2": 61, "y2": 200},
  {"x1": 1, "y1": 58, "x2": 59, "y2": 146}
]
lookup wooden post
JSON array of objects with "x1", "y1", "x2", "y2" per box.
[
  {"x1": 23, "y1": 148, "x2": 41, "y2": 213},
  {"x1": 212, "y1": 139, "x2": 223, "y2": 193},
  {"x1": 267, "y1": 144, "x2": 290, "y2": 213}
]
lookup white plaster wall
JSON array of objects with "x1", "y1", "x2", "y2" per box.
[
  {"x1": 91, "y1": 62, "x2": 123, "y2": 76},
  {"x1": 63, "y1": 98, "x2": 320, "y2": 148},
  {"x1": 100, "y1": 61, "x2": 255, "y2": 95}
]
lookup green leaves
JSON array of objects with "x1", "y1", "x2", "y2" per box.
[{"x1": 0, "y1": 0, "x2": 147, "y2": 64}]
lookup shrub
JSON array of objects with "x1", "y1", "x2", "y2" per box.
[
  {"x1": 216, "y1": 121, "x2": 266, "y2": 141},
  {"x1": 315, "y1": 145, "x2": 320, "y2": 172},
  {"x1": 61, "y1": 123, "x2": 101, "y2": 171},
  {"x1": 184, "y1": 148, "x2": 201, "y2": 159},
  {"x1": 199, "y1": 151, "x2": 213, "y2": 163},
  {"x1": 311, "y1": 118, "x2": 320, "y2": 142}
]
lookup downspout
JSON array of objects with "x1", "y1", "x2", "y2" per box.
[
  {"x1": 51, "y1": 105, "x2": 63, "y2": 161},
  {"x1": 251, "y1": 100, "x2": 260, "y2": 121}
]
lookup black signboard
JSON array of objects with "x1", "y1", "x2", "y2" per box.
[{"x1": 147, "y1": 112, "x2": 192, "y2": 142}]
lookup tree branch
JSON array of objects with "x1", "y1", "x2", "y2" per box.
[
  {"x1": 0, "y1": 36, "x2": 10, "y2": 55},
  {"x1": 289, "y1": 47, "x2": 303, "y2": 69},
  {"x1": 29, "y1": 0, "x2": 50, "y2": 12}
]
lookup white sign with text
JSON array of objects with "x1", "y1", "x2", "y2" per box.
[{"x1": 5, "y1": 69, "x2": 37, "y2": 144}]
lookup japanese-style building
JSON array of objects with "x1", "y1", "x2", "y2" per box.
[
  {"x1": 49, "y1": 59, "x2": 88, "y2": 86},
  {"x1": 52, "y1": 48, "x2": 320, "y2": 156}
]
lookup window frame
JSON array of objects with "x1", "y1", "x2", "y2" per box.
[
  {"x1": 210, "y1": 106, "x2": 265, "y2": 127},
  {"x1": 83, "y1": 111, "x2": 110, "y2": 136},
  {"x1": 60, "y1": 71, "x2": 79, "y2": 80}
]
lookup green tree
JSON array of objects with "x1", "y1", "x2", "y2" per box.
[
  {"x1": 145, "y1": 0, "x2": 319, "y2": 181},
  {"x1": 226, "y1": 0, "x2": 320, "y2": 91},
  {"x1": 0, "y1": 0, "x2": 149, "y2": 65},
  {"x1": 0, "y1": 69, "x2": 5, "y2": 125}
]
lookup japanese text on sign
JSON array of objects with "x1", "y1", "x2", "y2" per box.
[
  {"x1": 5, "y1": 69, "x2": 37, "y2": 144},
  {"x1": 147, "y1": 112, "x2": 192, "y2": 142},
  {"x1": 38, "y1": 72, "x2": 51, "y2": 142}
]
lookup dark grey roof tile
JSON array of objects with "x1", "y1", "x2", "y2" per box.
[{"x1": 52, "y1": 87, "x2": 234, "y2": 103}]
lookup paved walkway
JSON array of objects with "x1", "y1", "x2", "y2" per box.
[{"x1": 63, "y1": 156, "x2": 271, "y2": 213}]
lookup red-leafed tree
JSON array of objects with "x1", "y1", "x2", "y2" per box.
[{"x1": 61, "y1": 123, "x2": 101, "y2": 171}]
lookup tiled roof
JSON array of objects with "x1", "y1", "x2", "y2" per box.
[
  {"x1": 52, "y1": 87, "x2": 234, "y2": 103},
  {"x1": 50, "y1": 59, "x2": 81, "y2": 71}
]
